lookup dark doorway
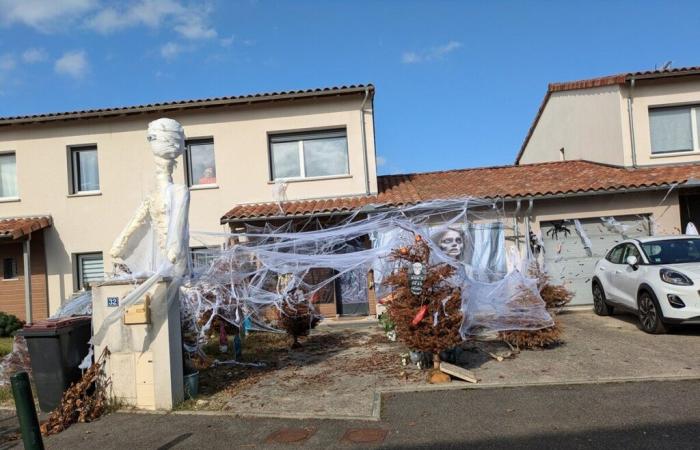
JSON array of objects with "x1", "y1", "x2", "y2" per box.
[{"x1": 679, "y1": 192, "x2": 700, "y2": 232}]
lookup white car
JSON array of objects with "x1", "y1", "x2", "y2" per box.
[{"x1": 592, "y1": 236, "x2": 700, "y2": 333}]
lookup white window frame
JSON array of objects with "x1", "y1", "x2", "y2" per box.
[
  {"x1": 268, "y1": 129, "x2": 349, "y2": 181},
  {"x1": 75, "y1": 252, "x2": 104, "y2": 290},
  {"x1": 0, "y1": 151, "x2": 19, "y2": 201},
  {"x1": 69, "y1": 145, "x2": 100, "y2": 194},
  {"x1": 190, "y1": 246, "x2": 219, "y2": 272},
  {"x1": 184, "y1": 138, "x2": 217, "y2": 188},
  {"x1": 649, "y1": 105, "x2": 700, "y2": 156}
]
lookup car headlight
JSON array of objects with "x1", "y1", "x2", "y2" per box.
[{"x1": 659, "y1": 268, "x2": 694, "y2": 286}]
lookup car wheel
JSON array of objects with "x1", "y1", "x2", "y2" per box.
[
  {"x1": 592, "y1": 282, "x2": 613, "y2": 316},
  {"x1": 638, "y1": 291, "x2": 667, "y2": 334}
]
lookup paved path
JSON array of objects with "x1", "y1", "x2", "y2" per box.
[{"x1": 3, "y1": 379, "x2": 699, "y2": 449}]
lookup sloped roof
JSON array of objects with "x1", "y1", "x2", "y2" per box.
[
  {"x1": 0, "y1": 84, "x2": 374, "y2": 127},
  {"x1": 221, "y1": 160, "x2": 700, "y2": 222},
  {"x1": 516, "y1": 66, "x2": 700, "y2": 164},
  {"x1": 0, "y1": 216, "x2": 52, "y2": 240}
]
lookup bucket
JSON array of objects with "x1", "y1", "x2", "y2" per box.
[{"x1": 183, "y1": 371, "x2": 199, "y2": 399}]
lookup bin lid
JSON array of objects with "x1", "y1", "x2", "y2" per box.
[{"x1": 18, "y1": 316, "x2": 91, "y2": 336}]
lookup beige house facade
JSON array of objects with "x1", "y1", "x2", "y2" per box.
[{"x1": 0, "y1": 85, "x2": 377, "y2": 318}]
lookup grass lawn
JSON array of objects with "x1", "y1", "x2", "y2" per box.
[{"x1": 0, "y1": 337, "x2": 13, "y2": 357}]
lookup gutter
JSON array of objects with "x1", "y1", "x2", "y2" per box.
[
  {"x1": 360, "y1": 88, "x2": 371, "y2": 195},
  {"x1": 627, "y1": 77, "x2": 638, "y2": 168}
]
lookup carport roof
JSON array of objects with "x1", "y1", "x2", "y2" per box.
[
  {"x1": 221, "y1": 160, "x2": 700, "y2": 223},
  {"x1": 0, "y1": 216, "x2": 53, "y2": 240}
]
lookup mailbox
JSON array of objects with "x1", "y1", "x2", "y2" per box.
[{"x1": 124, "y1": 294, "x2": 151, "y2": 325}]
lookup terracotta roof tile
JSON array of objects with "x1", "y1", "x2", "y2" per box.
[
  {"x1": 0, "y1": 84, "x2": 374, "y2": 127},
  {"x1": 0, "y1": 216, "x2": 52, "y2": 240},
  {"x1": 221, "y1": 160, "x2": 700, "y2": 222}
]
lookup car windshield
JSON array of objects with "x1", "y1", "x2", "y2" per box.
[{"x1": 641, "y1": 238, "x2": 700, "y2": 264}]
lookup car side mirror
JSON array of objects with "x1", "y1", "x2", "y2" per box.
[{"x1": 626, "y1": 255, "x2": 639, "y2": 269}]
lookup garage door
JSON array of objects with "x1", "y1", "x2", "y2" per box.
[{"x1": 541, "y1": 216, "x2": 651, "y2": 305}]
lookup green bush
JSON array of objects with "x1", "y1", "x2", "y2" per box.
[
  {"x1": 0, "y1": 312, "x2": 23, "y2": 337},
  {"x1": 378, "y1": 312, "x2": 395, "y2": 333}
]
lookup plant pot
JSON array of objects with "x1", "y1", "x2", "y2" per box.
[{"x1": 183, "y1": 371, "x2": 199, "y2": 399}]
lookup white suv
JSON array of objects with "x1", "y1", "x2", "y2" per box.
[{"x1": 592, "y1": 236, "x2": 700, "y2": 333}]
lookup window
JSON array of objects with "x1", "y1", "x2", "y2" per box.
[
  {"x1": 75, "y1": 252, "x2": 104, "y2": 290},
  {"x1": 185, "y1": 139, "x2": 216, "y2": 186},
  {"x1": 70, "y1": 145, "x2": 100, "y2": 193},
  {"x1": 0, "y1": 153, "x2": 18, "y2": 198},
  {"x1": 622, "y1": 243, "x2": 642, "y2": 263},
  {"x1": 649, "y1": 106, "x2": 699, "y2": 154},
  {"x1": 606, "y1": 244, "x2": 626, "y2": 264},
  {"x1": 269, "y1": 129, "x2": 349, "y2": 180},
  {"x1": 2, "y1": 258, "x2": 17, "y2": 280},
  {"x1": 190, "y1": 247, "x2": 218, "y2": 272}
]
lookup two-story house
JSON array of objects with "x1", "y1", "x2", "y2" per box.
[{"x1": 0, "y1": 85, "x2": 377, "y2": 321}]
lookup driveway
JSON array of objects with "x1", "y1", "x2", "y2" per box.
[{"x1": 459, "y1": 310, "x2": 700, "y2": 388}]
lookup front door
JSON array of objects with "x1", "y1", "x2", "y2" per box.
[{"x1": 335, "y1": 268, "x2": 370, "y2": 316}]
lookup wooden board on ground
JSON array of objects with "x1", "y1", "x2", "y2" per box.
[{"x1": 439, "y1": 362, "x2": 478, "y2": 383}]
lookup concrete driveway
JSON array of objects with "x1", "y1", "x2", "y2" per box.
[{"x1": 456, "y1": 310, "x2": 700, "y2": 388}]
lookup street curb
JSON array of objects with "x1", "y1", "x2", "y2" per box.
[{"x1": 113, "y1": 375, "x2": 700, "y2": 422}]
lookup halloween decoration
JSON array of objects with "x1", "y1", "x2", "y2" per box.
[
  {"x1": 545, "y1": 221, "x2": 571, "y2": 240},
  {"x1": 383, "y1": 235, "x2": 463, "y2": 364}
]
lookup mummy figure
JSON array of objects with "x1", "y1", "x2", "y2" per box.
[{"x1": 110, "y1": 118, "x2": 190, "y2": 277}]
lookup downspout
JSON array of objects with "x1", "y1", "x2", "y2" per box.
[
  {"x1": 627, "y1": 77, "x2": 638, "y2": 168},
  {"x1": 360, "y1": 88, "x2": 371, "y2": 195},
  {"x1": 23, "y1": 235, "x2": 33, "y2": 325},
  {"x1": 513, "y1": 199, "x2": 522, "y2": 248},
  {"x1": 524, "y1": 199, "x2": 534, "y2": 258}
]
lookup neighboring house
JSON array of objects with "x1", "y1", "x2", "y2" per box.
[
  {"x1": 0, "y1": 85, "x2": 376, "y2": 320},
  {"x1": 513, "y1": 66, "x2": 700, "y2": 303}
]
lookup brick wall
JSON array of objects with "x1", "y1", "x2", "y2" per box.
[{"x1": 0, "y1": 232, "x2": 49, "y2": 321}]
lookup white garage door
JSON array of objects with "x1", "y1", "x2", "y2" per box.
[{"x1": 541, "y1": 216, "x2": 651, "y2": 305}]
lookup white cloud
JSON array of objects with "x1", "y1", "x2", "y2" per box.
[
  {"x1": 402, "y1": 41, "x2": 463, "y2": 64},
  {"x1": 376, "y1": 155, "x2": 387, "y2": 167},
  {"x1": 21, "y1": 48, "x2": 47, "y2": 63},
  {"x1": 54, "y1": 50, "x2": 88, "y2": 79},
  {"x1": 174, "y1": 14, "x2": 216, "y2": 40},
  {"x1": 219, "y1": 35, "x2": 235, "y2": 47},
  {"x1": 0, "y1": 0, "x2": 97, "y2": 32},
  {"x1": 0, "y1": 53, "x2": 16, "y2": 71},
  {"x1": 160, "y1": 42, "x2": 182, "y2": 60},
  {"x1": 85, "y1": 0, "x2": 216, "y2": 40}
]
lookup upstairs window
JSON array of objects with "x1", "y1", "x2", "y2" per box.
[
  {"x1": 269, "y1": 129, "x2": 349, "y2": 180},
  {"x1": 0, "y1": 153, "x2": 17, "y2": 198},
  {"x1": 649, "y1": 106, "x2": 698, "y2": 154},
  {"x1": 70, "y1": 145, "x2": 100, "y2": 193},
  {"x1": 75, "y1": 252, "x2": 104, "y2": 290},
  {"x1": 185, "y1": 139, "x2": 216, "y2": 186}
]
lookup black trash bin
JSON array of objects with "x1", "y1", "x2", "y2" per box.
[{"x1": 18, "y1": 316, "x2": 92, "y2": 412}]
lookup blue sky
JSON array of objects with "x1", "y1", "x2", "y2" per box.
[{"x1": 1, "y1": 0, "x2": 699, "y2": 175}]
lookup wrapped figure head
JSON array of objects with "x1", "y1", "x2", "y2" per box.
[{"x1": 147, "y1": 118, "x2": 185, "y2": 160}]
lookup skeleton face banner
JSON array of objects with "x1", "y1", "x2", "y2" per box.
[{"x1": 431, "y1": 227, "x2": 465, "y2": 260}]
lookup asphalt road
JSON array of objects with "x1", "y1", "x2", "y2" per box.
[{"x1": 4, "y1": 380, "x2": 699, "y2": 449}]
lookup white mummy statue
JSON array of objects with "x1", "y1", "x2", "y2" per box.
[{"x1": 110, "y1": 118, "x2": 190, "y2": 277}]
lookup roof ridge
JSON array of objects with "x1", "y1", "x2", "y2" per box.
[
  {"x1": 0, "y1": 84, "x2": 375, "y2": 126},
  {"x1": 378, "y1": 159, "x2": 609, "y2": 179}
]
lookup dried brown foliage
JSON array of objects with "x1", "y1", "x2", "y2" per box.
[
  {"x1": 275, "y1": 299, "x2": 321, "y2": 348},
  {"x1": 530, "y1": 264, "x2": 573, "y2": 309},
  {"x1": 383, "y1": 237, "x2": 463, "y2": 354},
  {"x1": 40, "y1": 348, "x2": 111, "y2": 436},
  {"x1": 498, "y1": 263, "x2": 572, "y2": 349},
  {"x1": 499, "y1": 319, "x2": 563, "y2": 350}
]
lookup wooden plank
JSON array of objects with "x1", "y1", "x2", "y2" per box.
[{"x1": 439, "y1": 362, "x2": 478, "y2": 383}]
